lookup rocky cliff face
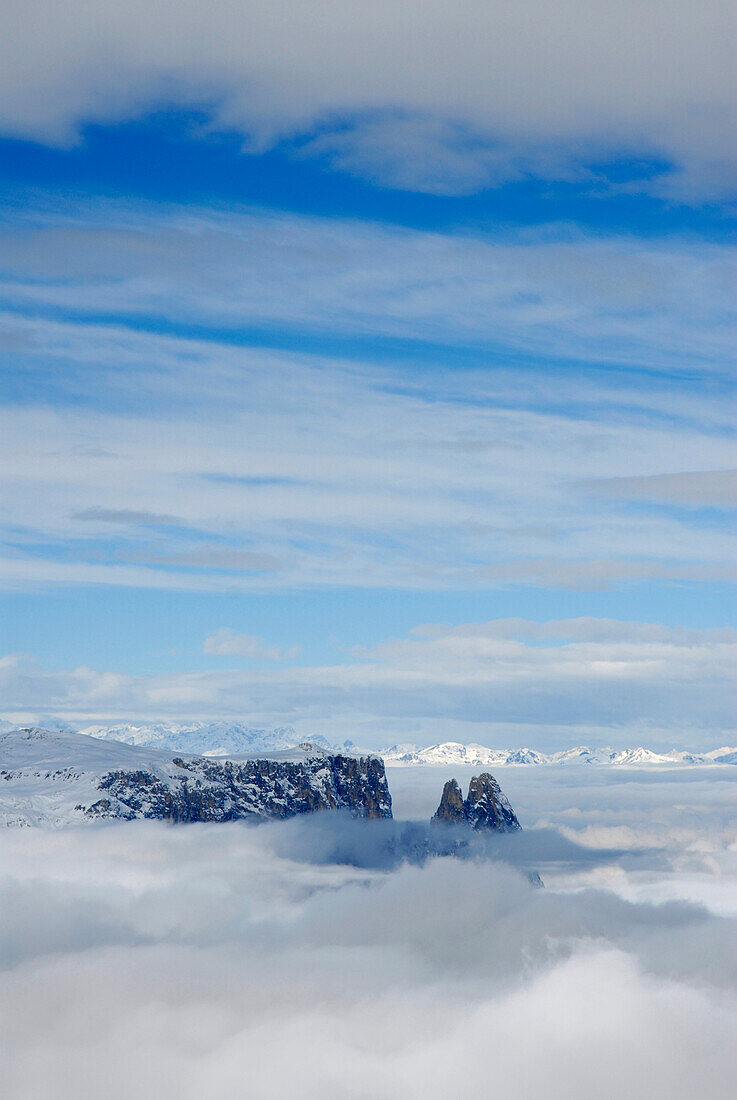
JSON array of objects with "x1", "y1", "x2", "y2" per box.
[
  {"x1": 0, "y1": 729, "x2": 392, "y2": 826},
  {"x1": 432, "y1": 772, "x2": 520, "y2": 832},
  {"x1": 91, "y1": 751, "x2": 392, "y2": 823}
]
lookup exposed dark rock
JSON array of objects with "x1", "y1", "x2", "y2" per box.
[
  {"x1": 431, "y1": 778, "x2": 466, "y2": 824},
  {"x1": 432, "y1": 772, "x2": 520, "y2": 832},
  {"x1": 86, "y1": 752, "x2": 393, "y2": 823},
  {"x1": 464, "y1": 772, "x2": 520, "y2": 831}
]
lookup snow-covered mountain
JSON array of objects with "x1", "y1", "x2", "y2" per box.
[
  {"x1": 381, "y1": 740, "x2": 737, "y2": 767},
  {"x1": 0, "y1": 727, "x2": 392, "y2": 828},
  {"x1": 76, "y1": 721, "x2": 333, "y2": 757},
  {"x1": 382, "y1": 742, "x2": 548, "y2": 767}
]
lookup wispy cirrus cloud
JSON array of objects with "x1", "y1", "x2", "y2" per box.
[
  {"x1": 0, "y1": 197, "x2": 735, "y2": 598},
  {"x1": 2, "y1": 200, "x2": 737, "y2": 374},
  {"x1": 475, "y1": 558, "x2": 737, "y2": 590},
  {"x1": 0, "y1": 200, "x2": 734, "y2": 603},
  {"x1": 581, "y1": 470, "x2": 737, "y2": 508},
  {"x1": 72, "y1": 507, "x2": 182, "y2": 526}
]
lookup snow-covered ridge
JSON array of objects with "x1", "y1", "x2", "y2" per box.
[
  {"x1": 75, "y1": 721, "x2": 336, "y2": 757},
  {"x1": 0, "y1": 727, "x2": 391, "y2": 828},
  {"x1": 381, "y1": 741, "x2": 737, "y2": 767}
]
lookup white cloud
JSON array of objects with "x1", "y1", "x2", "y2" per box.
[
  {"x1": 72, "y1": 506, "x2": 182, "y2": 525},
  {"x1": 410, "y1": 617, "x2": 737, "y2": 644},
  {"x1": 1, "y1": 766, "x2": 737, "y2": 1099},
  {"x1": 1, "y1": 1, "x2": 736, "y2": 199},
  {"x1": 1, "y1": 197, "x2": 736, "y2": 597},
  {"x1": 2, "y1": 618, "x2": 735, "y2": 747},
  {"x1": 475, "y1": 558, "x2": 737, "y2": 589},
  {"x1": 3, "y1": 201, "x2": 737, "y2": 374},
  {"x1": 203, "y1": 628, "x2": 300, "y2": 661},
  {"x1": 582, "y1": 469, "x2": 737, "y2": 508}
]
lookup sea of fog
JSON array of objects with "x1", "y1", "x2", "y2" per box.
[{"x1": 2, "y1": 764, "x2": 736, "y2": 1098}]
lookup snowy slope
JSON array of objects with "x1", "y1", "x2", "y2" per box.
[
  {"x1": 0, "y1": 727, "x2": 176, "y2": 827},
  {"x1": 0, "y1": 728, "x2": 392, "y2": 827}
]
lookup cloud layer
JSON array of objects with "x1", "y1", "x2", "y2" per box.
[
  {"x1": 1, "y1": 766, "x2": 736, "y2": 1099},
  {"x1": 1, "y1": 197, "x2": 735, "y2": 597},
  {"x1": 2, "y1": 1, "x2": 736, "y2": 198},
  {"x1": 2, "y1": 617, "x2": 735, "y2": 748},
  {"x1": 4, "y1": 200, "x2": 737, "y2": 372}
]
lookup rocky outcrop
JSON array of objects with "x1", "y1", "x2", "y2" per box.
[
  {"x1": 432, "y1": 777, "x2": 466, "y2": 823},
  {"x1": 464, "y1": 773, "x2": 520, "y2": 831},
  {"x1": 90, "y1": 752, "x2": 393, "y2": 823},
  {"x1": 432, "y1": 772, "x2": 520, "y2": 832}
]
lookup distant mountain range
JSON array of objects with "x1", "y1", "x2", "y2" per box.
[
  {"x1": 381, "y1": 741, "x2": 737, "y2": 766},
  {"x1": 73, "y1": 721, "x2": 336, "y2": 757},
  {"x1": 0, "y1": 719, "x2": 344, "y2": 757},
  {"x1": 1, "y1": 719, "x2": 734, "y2": 767}
]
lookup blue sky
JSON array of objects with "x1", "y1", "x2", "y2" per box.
[{"x1": 0, "y1": 0, "x2": 735, "y2": 746}]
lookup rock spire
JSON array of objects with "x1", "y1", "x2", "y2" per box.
[{"x1": 432, "y1": 772, "x2": 520, "y2": 831}]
